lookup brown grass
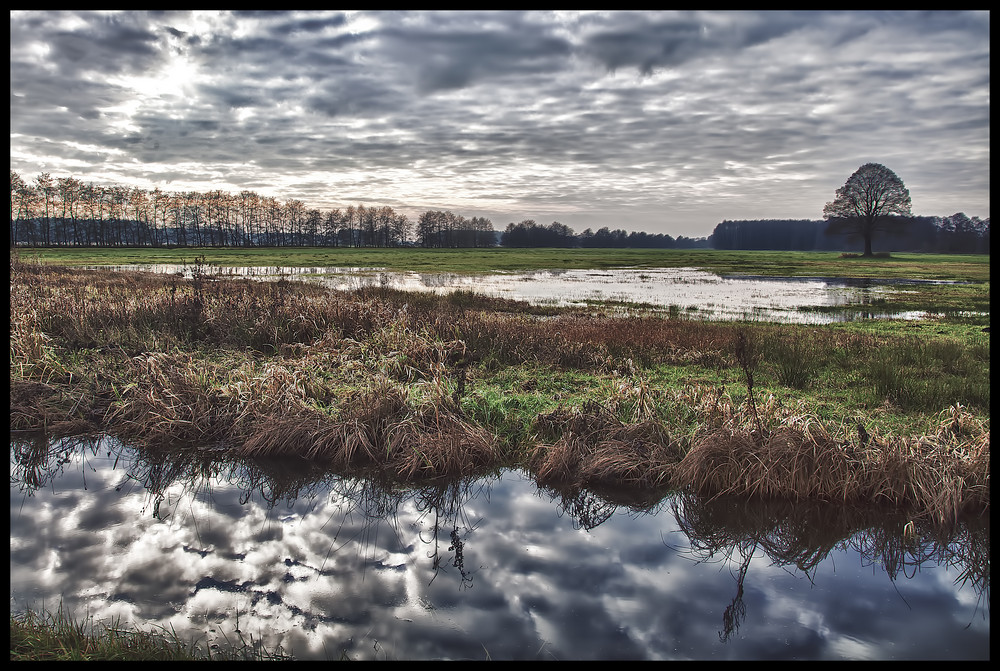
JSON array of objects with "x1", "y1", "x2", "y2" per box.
[
  {"x1": 674, "y1": 405, "x2": 989, "y2": 526},
  {"x1": 9, "y1": 256, "x2": 990, "y2": 520},
  {"x1": 528, "y1": 402, "x2": 683, "y2": 490},
  {"x1": 237, "y1": 382, "x2": 503, "y2": 482}
]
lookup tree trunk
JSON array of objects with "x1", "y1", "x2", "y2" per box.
[{"x1": 863, "y1": 216, "x2": 875, "y2": 256}]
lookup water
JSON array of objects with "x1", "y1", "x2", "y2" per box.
[
  {"x1": 85, "y1": 264, "x2": 940, "y2": 324},
  {"x1": 10, "y1": 434, "x2": 990, "y2": 660}
]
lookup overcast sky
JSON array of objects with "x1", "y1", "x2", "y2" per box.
[{"x1": 9, "y1": 10, "x2": 990, "y2": 238}]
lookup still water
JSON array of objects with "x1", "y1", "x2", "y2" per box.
[
  {"x1": 10, "y1": 434, "x2": 989, "y2": 660},
  {"x1": 87, "y1": 264, "x2": 936, "y2": 323}
]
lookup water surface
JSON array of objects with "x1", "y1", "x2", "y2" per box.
[
  {"x1": 86, "y1": 264, "x2": 937, "y2": 323},
  {"x1": 10, "y1": 435, "x2": 989, "y2": 660}
]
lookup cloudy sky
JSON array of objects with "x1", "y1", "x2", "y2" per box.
[{"x1": 9, "y1": 10, "x2": 990, "y2": 238}]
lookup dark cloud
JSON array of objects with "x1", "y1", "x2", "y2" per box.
[
  {"x1": 376, "y1": 21, "x2": 573, "y2": 94},
  {"x1": 268, "y1": 12, "x2": 348, "y2": 36},
  {"x1": 46, "y1": 13, "x2": 164, "y2": 76},
  {"x1": 303, "y1": 77, "x2": 405, "y2": 118},
  {"x1": 578, "y1": 11, "x2": 808, "y2": 74},
  {"x1": 196, "y1": 83, "x2": 262, "y2": 109}
]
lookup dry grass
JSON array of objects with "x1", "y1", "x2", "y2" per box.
[
  {"x1": 237, "y1": 380, "x2": 503, "y2": 481},
  {"x1": 9, "y1": 256, "x2": 990, "y2": 520},
  {"x1": 674, "y1": 404, "x2": 989, "y2": 526},
  {"x1": 528, "y1": 402, "x2": 682, "y2": 490}
]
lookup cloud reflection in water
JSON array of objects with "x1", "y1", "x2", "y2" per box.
[{"x1": 9, "y1": 434, "x2": 989, "y2": 660}]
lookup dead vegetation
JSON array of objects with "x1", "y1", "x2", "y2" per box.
[
  {"x1": 528, "y1": 402, "x2": 682, "y2": 490},
  {"x1": 675, "y1": 408, "x2": 989, "y2": 526},
  {"x1": 9, "y1": 255, "x2": 990, "y2": 521},
  {"x1": 236, "y1": 378, "x2": 503, "y2": 481}
]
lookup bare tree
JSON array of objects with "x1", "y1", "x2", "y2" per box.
[
  {"x1": 323, "y1": 208, "x2": 342, "y2": 246},
  {"x1": 10, "y1": 171, "x2": 42, "y2": 247},
  {"x1": 392, "y1": 211, "x2": 411, "y2": 246},
  {"x1": 34, "y1": 173, "x2": 56, "y2": 246},
  {"x1": 128, "y1": 187, "x2": 152, "y2": 247},
  {"x1": 823, "y1": 163, "x2": 912, "y2": 257},
  {"x1": 56, "y1": 176, "x2": 84, "y2": 246},
  {"x1": 151, "y1": 188, "x2": 170, "y2": 247}
]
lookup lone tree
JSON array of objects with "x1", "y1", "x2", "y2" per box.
[{"x1": 823, "y1": 163, "x2": 912, "y2": 257}]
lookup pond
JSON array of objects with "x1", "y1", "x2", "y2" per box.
[
  {"x1": 10, "y1": 434, "x2": 990, "y2": 660},
  {"x1": 86, "y1": 264, "x2": 942, "y2": 323}
]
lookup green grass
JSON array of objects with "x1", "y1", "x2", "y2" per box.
[
  {"x1": 9, "y1": 603, "x2": 292, "y2": 661},
  {"x1": 17, "y1": 246, "x2": 992, "y2": 281}
]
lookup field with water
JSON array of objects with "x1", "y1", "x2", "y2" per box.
[{"x1": 9, "y1": 248, "x2": 989, "y2": 659}]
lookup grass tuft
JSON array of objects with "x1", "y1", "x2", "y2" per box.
[{"x1": 10, "y1": 603, "x2": 291, "y2": 661}]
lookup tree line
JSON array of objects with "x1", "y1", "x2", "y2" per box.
[
  {"x1": 9, "y1": 169, "x2": 987, "y2": 253},
  {"x1": 9, "y1": 170, "x2": 711, "y2": 250},
  {"x1": 500, "y1": 219, "x2": 708, "y2": 248},
  {"x1": 709, "y1": 215, "x2": 989, "y2": 254},
  {"x1": 9, "y1": 171, "x2": 498, "y2": 249}
]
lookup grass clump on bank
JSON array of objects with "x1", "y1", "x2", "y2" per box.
[
  {"x1": 10, "y1": 603, "x2": 291, "y2": 661},
  {"x1": 9, "y1": 253, "x2": 990, "y2": 525}
]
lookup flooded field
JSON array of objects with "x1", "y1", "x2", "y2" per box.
[
  {"x1": 86, "y1": 264, "x2": 939, "y2": 323},
  {"x1": 10, "y1": 434, "x2": 990, "y2": 661}
]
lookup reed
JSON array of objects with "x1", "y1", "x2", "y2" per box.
[
  {"x1": 234, "y1": 374, "x2": 504, "y2": 482},
  {"x1": 528, "y1": 402, "x2": 681, "y2": 490}
]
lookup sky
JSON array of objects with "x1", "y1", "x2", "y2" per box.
[{"x1": 9, "y1": 10, "x2": 991, "y2": 239}]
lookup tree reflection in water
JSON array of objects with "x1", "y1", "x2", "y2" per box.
[
  {"x1": 667, "y1": 492, "x2": 990, "y2": 642},
  {"x1": 528, "y1": 475, "x2": 988, "y2": 645},
  {"x1": 10, "y1": 433, "x2": 990, "y2": 658}
]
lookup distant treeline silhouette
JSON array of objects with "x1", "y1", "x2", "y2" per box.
[
  {"x1": 10, "y1": 171, "x2": 503, "y2": 249},
  {"x1": 709, "y1": 216, "x2": 989, "y2": 254},
  {"x1": 9, "y1": 170, "x2": 987, "y2": 253},
  {"x1": 500, "y1": 220, "x2": 708, "y2": 249}
]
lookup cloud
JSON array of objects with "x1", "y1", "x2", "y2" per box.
[{"x1": 8, "y1": 10, "x2": 990, "y2": 237}]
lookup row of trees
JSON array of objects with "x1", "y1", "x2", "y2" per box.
[
  {"x1": 9, "y1": 164, "x2": 988, "y2": 253},
  {"x1": 9, "y1": 171, "x2": 420, "y2": 248},
  {"x1": 500, "y1": 219, "x2": 709, "y2": 248},
  {"x1": 415, "y1": 210, "x2": 497, "y2": 248},
  {"x1": 10, "y1": 170, "x2": 711, "y2": 250},
  {"x1": 709, "y1": 214, "x2": 990, "y2": 254},
  {"x1": 9, "y1": 171, "x2": 502, "y2": 249},
  {"x1": 578, "y1": 227, "x2": 706, "y2": 248}
]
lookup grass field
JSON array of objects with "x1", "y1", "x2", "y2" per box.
[{"x1": 16, "y1": 245, "x2": 992, "y2": 281}]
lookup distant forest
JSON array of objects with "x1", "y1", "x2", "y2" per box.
[
  {"x1": 709, "y1": 216, "x2": 989, "y2": 255},
  {"x1": 9, "y1": 170, "x2": 989, "y2": 253}
]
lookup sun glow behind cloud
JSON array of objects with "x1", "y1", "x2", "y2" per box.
[{"x1": 9, "y1": 10, "x2": 990, "y2": 237}]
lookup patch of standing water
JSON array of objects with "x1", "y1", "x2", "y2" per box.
[
  {"x1": 9, "y1": 435, "x2": 990, "y2": 660},
  {"x1": 87, "y1": 264, "x2": 944, "y2": 323}
]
